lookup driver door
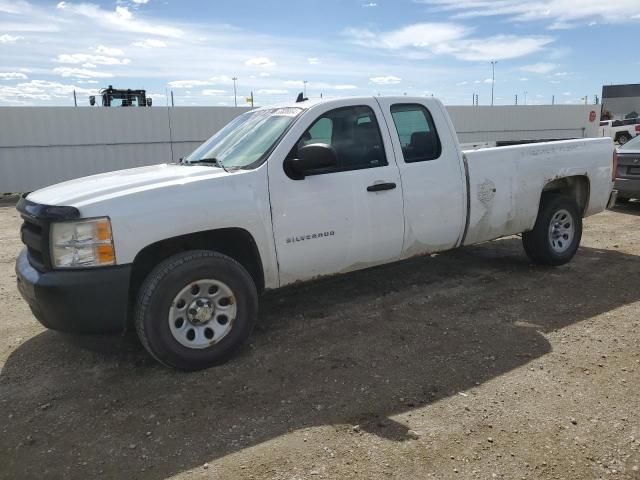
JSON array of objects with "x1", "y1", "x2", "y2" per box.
[{"x1": 267, "y1": 99, "x2": 405, "y2": 286}]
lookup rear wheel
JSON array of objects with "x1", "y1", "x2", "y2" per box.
[
  {"x1": 135, "y1": 250, "x2": 258, "y2": 370},
  {"x1": 522, "y1": 194, "x2": 582, "y2": 266}
]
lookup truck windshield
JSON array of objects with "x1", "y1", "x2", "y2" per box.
[{"x1": 185, "y1": 107, "x2": 303, "y2": 169}]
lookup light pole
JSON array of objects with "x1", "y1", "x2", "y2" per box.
[
  {"x1": 303, "y1": 80, "x2": 308, "y2": 98},
  {"x1": 232, "y1": 76, "x2": 238, "y2": 107},
  {"x1": 490, "y1": 61, "x2": 497, "y2": 106}
]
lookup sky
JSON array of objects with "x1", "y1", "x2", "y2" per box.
[{"x1": 0, "y1": 0, "x2": 639, "y2": 107}]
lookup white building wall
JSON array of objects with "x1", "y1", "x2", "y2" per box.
[{"x1": 0, "y1": 104, "x2": 601, "y2": 193}]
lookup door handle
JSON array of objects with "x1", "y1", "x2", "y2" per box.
[{"x1": 367, "y1": 182, "x2": 396, "y2": 192}]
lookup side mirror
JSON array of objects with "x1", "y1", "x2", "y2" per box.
[
  {"x1": 285, "y1": 143, "x2": 338, "y2": 180},
  {"x1": 89, "y1": 96, "x2": 95, "y2": 106},
  {"x1": 146, "y1": 98, "x2": 152, "y2": 107}
]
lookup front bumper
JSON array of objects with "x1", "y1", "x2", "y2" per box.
[
  {"x1": 614, "y1": 178, "x2": 640, "y2": 198},
  {"x1": 16, "y1": 248, "x2": 131, "y2": 334}
]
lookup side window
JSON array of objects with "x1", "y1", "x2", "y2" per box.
[
  {"x1": 390, "y1": 104, "x2": 442, "y2": 162},
  {"x1": 291, "y1": 105, "x2": 387, "y2": 175}
]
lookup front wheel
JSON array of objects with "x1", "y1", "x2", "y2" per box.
[
  {"x1": 522, "y1": 194, "x2": 582, "y2": 266},
  {"x1": 135, "y1": 250, "x2": 258, "y2": 370}
]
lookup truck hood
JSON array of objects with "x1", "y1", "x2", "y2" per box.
[{"x1": 27, "y1": 163, "x2": 228, "y2": 207}]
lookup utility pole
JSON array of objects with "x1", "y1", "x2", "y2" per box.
[
  {"x1": 303, "y1": 80, "x2": 308, "y2": 98},
  {"x1": 171, "y1": 90, "x2": 174, "y2": 107},
  {"x1": 515, "y1": 94, "x2": 518, "y2": 105},
  {"x1": 475, "y1": 94, "x2": 479, "y2": 106},
  {"x1": 490, "y1": 60, "x2": 497, "y2": 106},
  {"x1": 73, "y1": 89, "x2": 77, "y2": 107},
  {"x1": 552, "y1": 95, "x2": 555, "y2": 105},
  {"x1": 232, "y1": 76, "x2": 238, "y2": 107}
]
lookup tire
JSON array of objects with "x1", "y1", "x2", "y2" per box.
[
  {"x1": 522, "y1": 194, "x2": 582, "y2": 266},
  {"x1": 617, "y1": 133, "x2": 631, "y2": 145},
  {"x1": 135, "y1": 250, "x2": 258, "y2": 370}
]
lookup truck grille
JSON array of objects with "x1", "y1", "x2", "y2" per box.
[
  {"x1": 617, "y1": 154, "x2": 640, "y2": 178},
  {"x1": 20, "y1": 215, "x2": 51, "y2": 271}
]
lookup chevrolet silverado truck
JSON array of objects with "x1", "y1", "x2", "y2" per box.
[{"x1": 16, "y1": 96, "x2": 618, "y2": 370}]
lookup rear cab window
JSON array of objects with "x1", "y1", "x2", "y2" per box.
[{"x1": 389, "y1": 104, "x2": 442, "y2": 162}]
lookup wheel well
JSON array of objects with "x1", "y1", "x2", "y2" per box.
[
  {"x1": 129, "y1": 228, "x2": 265, "y2": 313},
  {"x1": 541, "y1": 175, "x2": 590, "y2": 215}
]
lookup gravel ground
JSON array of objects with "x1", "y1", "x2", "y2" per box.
[{"x1": 0, "y1": 200, "x2": 639, "y2": 480}]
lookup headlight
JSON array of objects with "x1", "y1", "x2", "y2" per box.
[{"x1": 50, "y1": 217, "x2": 116, "y2": 268}]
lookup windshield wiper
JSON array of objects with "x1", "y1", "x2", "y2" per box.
[{"x1": 188, "y1": 157, "x2": 230, "y2": 173}]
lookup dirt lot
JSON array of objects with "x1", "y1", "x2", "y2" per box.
[{"x1": 0, "y1": 201, "x2": 639, "y2": 480}]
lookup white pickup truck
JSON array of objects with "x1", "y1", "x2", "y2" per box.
[
  {"x1": 16, "y1": 96, "x2": 618, "y2": 370},
  {"x1": 600, "y1": 119, "x2": 640, "y2": 145}
]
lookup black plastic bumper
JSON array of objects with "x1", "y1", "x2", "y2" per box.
[
  {"x1": 16, "y1": 248, "x2": 132, "y2": 334},
  {"x1": 614, "y1": 178, "x2": 640, "y2": 198}
]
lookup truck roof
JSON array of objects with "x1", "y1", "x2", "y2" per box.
[{"x1": 257, "y1": 96, "x2": 433, "y2": 111}]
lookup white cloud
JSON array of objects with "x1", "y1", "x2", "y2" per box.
[
  {"x1": 456, "y1": 81, "x2": 468, "y2": 86},
  {"x1": 56, "y1": 53, "x2": 131, "y2": 65},
  {"x1": 452, "y1": 35, "x2": 553, "y2": 61},
  {"x1": 0, "y1": 72, "x2": 28, "y2": 80},
  {"x1": 257, "y1": 89, "x2": 288, "y2": 95},
  {"x1": 484, "y1": 78, "x2": 494, "y2": 84},
  {"x1": 133, "y1": 39, "x2": 167, "y2": 48},
  {"x1": 0, "y1": 34, "x2": 23, "y2": 43},
  {"x1": 362, "y1": 2, "x2": 377, "y2": 6},
  {"x1": 168, "y1": 80, "x2": 213, "y2": 88},
  {"x1": 95, "y1": 45, "x2": 124, "y2": 56},
  {"x1": 202, "y1": 89, "x2": 227, "y2": 96},
  {"x1": 258, "y1": 72, "x2": 271, "y2": 77},
  {"x1": 53, "y1": 67, "x2": 113, "y2": 78},
  {"x1": 167, "y1": 77, "x2": 232, "y2": 89},
  {"x1": 56, "y1": 2, "x2": 182, "y2": 38},
  {"x1": 370, "y1": 75, "x2": 402, "y2": 85},
  {"x1": 347, "y1": 23, "x2": 467, "y2": 50},
  {"x1": 332, "y1": 84, "x2": 358, "y2": 90},
  {"x1": 245, "y1": 57, "x2": 276, "y2": 68},
  {"x1": 418, "y1": 0, "x2": 640, "y2": 26},
  {"x1": 521, "y1": 63, "x2": 557, "y2": 74},
  {"x1": 132, "y1": 0, "x2": 149, "y2": 4},
  {"x1": 0, "y1": 79, "x2": 98, "y2": 104},
  {"x1": 519, "y1": 77, "x2": 529, "y2": 81},
  {"x1": 345, "y1": 24, "x2": 552, "y2": 61},
  {"x1": 307, "y1": 57, "x2": 321, "y2": 65},
  {"x1": 284, "y1": 80, "x2": 304, "y2": 87}
]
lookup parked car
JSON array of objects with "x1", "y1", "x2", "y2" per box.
[
  {"x1": 16, "y1": 96, "x2": 617, "y2": 370},
  {"x1": 600, "y1": 118, "x2": 640, "y2": 145},
  {"x1": 615, "y1": 134, "x2": 640, "y2": 203}
]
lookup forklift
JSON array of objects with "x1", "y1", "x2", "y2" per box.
[{"x1": 89, "y1": 85, "x2": 152, "y2": 107}]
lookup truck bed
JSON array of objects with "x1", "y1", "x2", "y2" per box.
[{"x1": 461, "y1": 137, "x2": 614, "y2": 246}]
